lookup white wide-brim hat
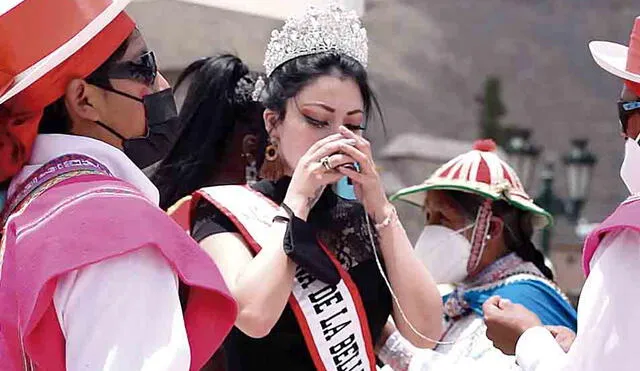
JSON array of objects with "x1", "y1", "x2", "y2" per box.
[{"x1": 589, "y1": 16, "x2": 640, "y2": 85}]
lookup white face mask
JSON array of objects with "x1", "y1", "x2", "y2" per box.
[
  {"x1": 414, "y1": 224, "x2": 474, "y2": 284},
  {"x1": 621, "y1": 136, "x2": 640, "y2": 195}
]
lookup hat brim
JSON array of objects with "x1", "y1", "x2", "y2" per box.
[
  {"x1": 390, "y1": 182, "x2": 553, "y2": 230},
  {"x1": 589, "y1": 41, "x2": 640, "y2": 83},
  {"x1": 0, "y1": 0, "x2": 131, "y2": 105}
]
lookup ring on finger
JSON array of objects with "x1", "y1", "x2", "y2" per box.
[{"x1": 320, "y1": 156, "x2": 332, "y2": 170}]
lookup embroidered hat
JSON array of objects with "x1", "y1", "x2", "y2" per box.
[
  {"x1": 0, "y1": 0, "x2": 135, "y2": 181},
  {"x1": 589, "y1": 16, "x2": 640, "y2": 96},
  {"x1": 390, "y1": 139, "x2": 552, "y2": 230}
]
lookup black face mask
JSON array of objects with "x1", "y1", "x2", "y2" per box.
[{"x1": 93, "y1": 86, "x2": 181, "y2": 169}]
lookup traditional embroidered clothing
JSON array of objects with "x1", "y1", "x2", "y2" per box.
[
  {"x1": 0, "y1": 1, "x2": 237, "y2": 369},
  {"x1": 0, "y1": 134, "x2": 237, "y2": 370},
  {"x1": 379, "y1": 253, "x2": 576, "y2": 371},
  {"x1": 442, "y1": 253, "x2": 575, "y2": 328},
  {"x1": 380, "y1": 140, "x2": 576, "y2": 370}
]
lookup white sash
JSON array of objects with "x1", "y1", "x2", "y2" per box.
[{"x1": 196, "y1": 185, "x2": 376, "y2": 371}]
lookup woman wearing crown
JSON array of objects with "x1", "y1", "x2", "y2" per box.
[
  {"x1": 374, "y1": 140, "x2": 577, "y2": 370},
  {"x1": 169, "y1": 4, "x2": 443, "y2": 370}
]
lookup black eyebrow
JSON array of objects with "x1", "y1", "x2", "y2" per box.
[
  {"x1": 302, "y1": 102, "x2": 364, "y2": 116},
  {"x1": 303, "y1": 102, "x2": 335, "y2": 112}
]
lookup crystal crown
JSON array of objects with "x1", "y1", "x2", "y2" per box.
[{"x1": 263, "y1": 3, "x2": 368, "y2": 77}]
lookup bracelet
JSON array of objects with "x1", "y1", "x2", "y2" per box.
[{"x1": 374, "y1": 205, "x2": 398, "y2": 231}]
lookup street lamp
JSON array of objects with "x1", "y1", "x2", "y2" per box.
[
  {"x1": 532, "y1": 139, "x2": 598, "y2": 255},
  {"x1": 535, "y1": 161, "x2": 567, "y2": 255},
  {"x1": 502, "y1": 129, "x2": 598, "y2": 255},
  {"x1": 503, "y1": 128, "x2": 541, "y2": 189},
  {"x1": 563, "y1": 139, "x2": 597, "y2": 222}
]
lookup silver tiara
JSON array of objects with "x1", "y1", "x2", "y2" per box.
[{"x1": 263, "y1": 3, "x2": 368, "y2": 77}]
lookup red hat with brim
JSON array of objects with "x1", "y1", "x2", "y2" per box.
[{"x1": 0, "y1": 0, "x2": 135, "y2": 181}]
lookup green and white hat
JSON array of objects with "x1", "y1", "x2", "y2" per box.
[{"x1": 390, "y1": 139, "x2": 552, "y2": 230}]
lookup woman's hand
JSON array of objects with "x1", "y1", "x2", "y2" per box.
[
  {"x1": 283, "y1": 133, "x2": 358, "y2": 219},
  {"x1": 334, "y1": 126, "x2": 393, "y2": 223}
]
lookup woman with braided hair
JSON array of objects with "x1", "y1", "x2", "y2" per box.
[{"x1": 377, "y1": 140, "x2": 577, "y2": 371}]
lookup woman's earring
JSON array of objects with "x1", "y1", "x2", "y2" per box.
[
  {"x1": 265, "y1": 139, "x2": 279, "y2": 162},
  {"x1": 260, "y1": 138, "x2": 285, "y2": 181}
]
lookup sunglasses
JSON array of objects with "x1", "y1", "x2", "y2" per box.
[
  {"x1": 106, "y1": 51, "x2": 158, "y2": 86},
  {"x1": 618, "y1": 99, "x2": 640, "y2": 134}
]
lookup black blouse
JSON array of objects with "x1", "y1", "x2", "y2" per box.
[{"x1": 192, "y1": 178, "x2": 392, "y2": 371}]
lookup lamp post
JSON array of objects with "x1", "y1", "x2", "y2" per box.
[
  {"x1": 504, "y1": 128, "x2": 541, "y2": 189},
  {"x1": 533, "y1": 139, "x2": 598, "y2": 254},
  {"x1": 563, "y1": 139, "x2": 598, "y2": 222},
  {"x1": 503, "y1": 129, "x2": 598, "y2": 255},
  {"x1": 535, "y1": 162, "x2": 567, "y2": 255}
]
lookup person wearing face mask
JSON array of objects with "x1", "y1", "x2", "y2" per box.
[
  {"x1": 375, "y1": 140, "x2": 576, "y2": 371},
  {"x1": 0, "y1": 1, "x2": 237, "y2": 369},
  {"x1": 483, "y1": 15, "x2": 640, "y2": 371}
]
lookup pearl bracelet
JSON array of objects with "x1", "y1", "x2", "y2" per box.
[{"x1": 374, "y1": 205, "x2": 398, "y2": 231}]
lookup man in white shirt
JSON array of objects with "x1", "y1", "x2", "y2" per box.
[{"x1": 483, "y1": 15, "x2": 640, "y2": 371}]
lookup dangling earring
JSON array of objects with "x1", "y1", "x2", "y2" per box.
[{"x1": 260, "y1": 138, "x2": 285, "y2": 181}]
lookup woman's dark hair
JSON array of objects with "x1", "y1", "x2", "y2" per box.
[
  {"x1": 262, "y1": 52, "x2": 383, "y2": 129},
  {"x1": 152, "y1": 54, "x2": 267, "y2": 210},
  {"x1": 446, "y1": 191, "x2": 554, "y2": 280},
  {"x1": 38, "y1": 32, "x2": 134, "y2": 135}
]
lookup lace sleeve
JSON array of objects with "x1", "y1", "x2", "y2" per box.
[
  {"x1": 377, "y1": 330, "x2": 415, "y2": 371},
  {"x1": 378, "y1": 319, "x2": 522, "y2": 371}
]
